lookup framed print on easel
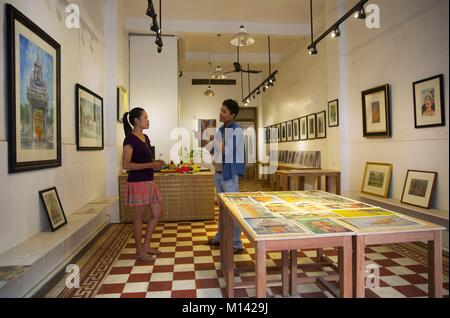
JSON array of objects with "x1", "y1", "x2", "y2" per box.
[
  {"x1": 6, "y1": 4, "x2": 61, "y2": 173},
  {"x1": 413, "y1": 74, "x2": 445, "y2": 128},
  {"x1": 362, "y1": 84, "x2": 391, "y2": 138}
]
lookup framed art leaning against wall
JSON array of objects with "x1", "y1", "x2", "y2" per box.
[
  {"x1": 39, "y1": 187, "x2": 67, "y2": 232},
  {"x1": 6, "y1": 4, "x2": 61, "y2": 173},
  {"x1": 401, "y1": 170, "x2": 437, "y2": 209},
  {"x1": 361, "y1": 162, "x2": 393, "y2": 198}
]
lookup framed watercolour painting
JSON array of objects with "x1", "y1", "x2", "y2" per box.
[
  {"x1": 307, "y1": 114, "x2": 316, "y2": 140},
  {"x1": 401, "y1": 170, "x2": 437, "y2": 209},
  {"x1": 293, "y1": 119, "x2": 300, "y2": 141},
  {"x1": 361, "y1": 162, "x2": 393, "y2": 198},
  {"x1": 277, "y1": 124, "x2": 281, "y2": 142},
  {"x1": 316, "y1": 111, "x2": 326, "y2": 139},
  {"x1": 300, "y1": 117, "x2": 307, "y2": 140},
  {"x1": 413, "y1": 75, "x2": 445, "y2": 128},
  {"x1": 6, "y1": 4, "x2": 61, "y2": 173},
  {"x1": 287, "y1": 121, "x2": 293, "y2": 141},
  {"x1": 76, "y1": 84, "x2": 104, "y2": 151},
  {"x1": 117, "y1": 86, "x2": 129, "y2": 123},
  {"x1": 281, "y1": 122, "x2": 287, "y2": 142},
  {"x1": 362, "y1": 84, "x2": 391, "y2": 138},
  {"x1": 328, "y1": 99, "x2": 339, "y2": 127},
  {"x1": 39, "y1": 187, "x2": 67, "y2": 232}
]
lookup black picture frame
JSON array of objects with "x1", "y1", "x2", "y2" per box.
[
  {"x1": 287, "y1": 121, "x2": 293, "y2": 142},
  {"x1": 307, "y1": 114, "x2": 317, "y2": 140},
  {"x1": 281, "y1": 122, "x2": 287, "y2": 142},
  {"x1": 76, "y1": 84, "x2": 104, "y2": 151},
  {"x1": 6, "y1": 4, "x2": 61, "y2": 173},
  {"x1": 362, "y1": 84, "x2": 391, "y2": 138},
  {"x1": 39, "y1": 187, "x2": 67, "y2": 232},
  {"x1": 328, "y1": 99, "x2": 339, "y2": 127},
  {"x1": 316, "y1": 111, "x2": 327, "y2": 139},
  {"x1": 277, "y1": 124, "x2": 281, "y2": 142},
  {"x1": 293, "y1": 119, "x2": 300, "y2": 141},
  {"x1": 300, "y1": 117, "x2": 307, "y2": 141},
  {"x1": 413, "y1": 74, "x2": 445, "y2": 128}
]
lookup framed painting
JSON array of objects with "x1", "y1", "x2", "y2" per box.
[
  {"x1": 293, "y1": 119, "x2": 300, "y2": 141},
  {"x1": 401, "y1": 170, "x2": 437, "y2": 209},
  {"x1": 117, "y1": 86, "x2": 129, "y2": 123},
  {"x1": 287, "y1": 121, "x2": 293, "y2": 142},
  {"x1": 281, "y1": 122, "x2": 287, "y2": 142},
  {"x1": 316, "y1": 111, "x2": 327, "y2": 139},
  {"x1": 300, "y1": 117, "x2": 307, "y2": 140},
  {"x1": 361, "y1": 162, "x2": 393, "y2": 198},
  {"x1": 198, "y1": 119, "x2": 216, "y2": 148},
  {"x1": 362, "y1": 84, "x2": 391, "y2": 137},
  {"x1": 39, "y1": 187, "x2": 67, "y2": 232},
  {"x1": 277, "y1": 124, "x2": 281, "y2": 142},
  {"x1": 6, "y1": 4, "x2": 61, "y2": 173},
  {"x1": 76, "y1": 84, "x2": 104, "y2": 151},
  {"x1": 307, "y1": 114, "x2": 316, "y2": 140},
  {"x1": 413, "y1": 75, "x2": 445, "y2": 128},
  {"x1": 328, "y1": 99, "x2": 339, "y2": 127}
]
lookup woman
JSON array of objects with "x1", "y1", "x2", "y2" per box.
[
  {"x1": 421, "y1": 94, "x2": 436, "y2": 117},
  {"x1": 122, "y1": 107, "x2": 165, "y2": 261}
]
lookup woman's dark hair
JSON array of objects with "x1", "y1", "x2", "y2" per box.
[
  {"x1": 222, "y1": 99, "x2": 240, "y2": 119},
  {"x1": 123, "y1": 107, "x2": 145, "y2": 136}
]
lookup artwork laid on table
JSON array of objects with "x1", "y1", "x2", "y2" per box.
[
  {"x1": 401, "y1": 170, "x2": 438, "y2": 209},
  {"x1": 76, "y1": 84, "x2": 104, "y2": 151},
  {"x1": 235, "y1": 203, "x2": 274, "y2": 219},
  {"x1": 294, "y1": 218, "x2": 353, "y2": 235},
  {"x1": 324, "y1": 202, "x2": 373, "y2": 210},
  {"x1": 328, "y1": 99, "x2": 339, "y2": 127},
  {"x1": 264, "y1": 204, "x2": 298, "y2": 213},
  {"x1": 198, "y1": 119, "x2": 216, "y2": 148},
  {"x1": 39, "y1": 187, "x2": 67, "y2": 232},
  {"x1": 281, "y1": 122, "x2": 287, "y2": 142},
  {"x1": 300, "y1": 117, "x2": 308, "y2": 140},
  {"x1": 281, "y1": 211, "x2": 338, "y2": 220},
  {"x1": 413, "y1": 74, "x2": 445, "y2": 128},
  {"x1": 361, "y1": 162, "x2": 393, "y2": 198},
  {"x1": 117, "y1": 86, "x2": 129, "y2": 123},
  {"x1": 340, "y1": 215, "x2": 423, "y2": 230},
  {"x1": 250, "y1": 196, "x2": 285, "y2": 204},
  {"x1": 316, "y1": 111, "x2": 327, "y2": 139},
  {"x1": 245, "y1": 218, "x2": 308, "y2": 235},
  {"x1": 287, "y1": 121, "x2": 293, "y2": 141},
  {"x1": 307, "y1": 114, "x2": 316, "y2": 139},
  {"x1": 227, "y1": 196, "x2": 256, "y2": 204},
  {"x1": 6, "y1": 4, "x2": 61, "y2": 173},
  {"x1": 362, "y1": 84, "x2": 391, "y2": 137},
  {"x1": 293, "y1": 119, "x2": 300, "y2": 141},
  {"x1": 331, "y1": 208, "x2": 394, "y2": 218}
]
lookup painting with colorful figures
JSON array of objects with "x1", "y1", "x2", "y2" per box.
[
  {"x1": 279, "y1": 211, "x2": 339, "y2": 220},
  {"x1": 264, "y1": 204, "x2": 298, "y2": 213},
  {"x1": 249, "y1": 196, "x2": 285, "y2": 204},
  {"x1": 294, "y1": 218, "x2": 353, "y2": 235},
  {"x1": 235, "y1": 203, "x2": 273, "y2": 219},
  {"x1": 340, "y1": 215, "x2": 423, "y2": 230},
  {"x1": 245, "y1": 218, "x2": 308, "y2": 235},
  {"x1": 331, "y1": 208, "x2": 395, "y2": 218}
]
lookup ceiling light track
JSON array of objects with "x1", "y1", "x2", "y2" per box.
[{"x1": 307, "y1": 0, "x2": 369, "y2": 55}]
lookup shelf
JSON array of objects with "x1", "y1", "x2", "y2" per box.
[{"x1": 344, "y1": 192, "x2": 448, "y2": 222}]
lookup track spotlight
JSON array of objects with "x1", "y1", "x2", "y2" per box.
[
  {"x1": 354, "y1": 6, "x2": 366, "y2": 19},
  {"x1": 252, "y1": 94, "x2": 256, "y2": 99},
  {"x1": 146, "y1": 0, "x2": 157, "y2": 18},
  {"x1": 256, "y1": 89, "x2": 261, "y2": 95},
  {"x1": 151, "y1": 19, "x2": 160, "y2": 33},
  {"x1": 308, "y1": 45, "x2": 318, "y2": 55},
  {"x1": 331, "y1": 26, "x2": 341, "y2": 38},
  {"x1": 244, "y1": 102, "x2": 248, "y2": 106},
  {"x1": 265, "y1": 83, "x2": 269, "y2": 89}
]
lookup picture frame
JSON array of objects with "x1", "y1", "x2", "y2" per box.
[
  {"x1": 287, "y1": 121, "x2": 293, "y2": 142},
  {"x1": 6, "y1": 4, "x2": 61, "y2": 173},
  {"x1": 362, "y1": 84, "x2": 391, "y2": 138},
  {"x1": 76, "y1": 84, "x2": 104, "y2": 151},
  {"x1": 39, "y1": 187, "x2": 67, "y2": 232},
  {"x1": 293, "y1": 119, "x2": 300, "y2": 141},
  {"x1": 198, "y1": 119, "x2": 216, "y2": 148},
  {"x1": 401, "y1": 170, "x2": 437, "y2": 209},
  {"x1": 117, "y1": 86, "x2": 129, "y2": 123},
  {"x1": 300, "y1": 117, "x2": 307, "y2": 140},
  {"x1": 307, "y1": 114, "x2": 316, "y2": 140},
  {"x1": 361, "y1": 162, "x2": 393, "y2": 198},
  {"x1": 316, "y1": 111, "x2": 327, "y2": 139},
  {"x1": 277, "y1": 124, "x2": 281, "y2": 142},
  {"x1": 281, "y1": 122, "x2": 287, "y2": 142},
  {"x1": 328, "y1": 99, "x2": 339, "y2": 127},
  {"x1": 413, "y1": 74, "x2": 445, "y2": 128}
]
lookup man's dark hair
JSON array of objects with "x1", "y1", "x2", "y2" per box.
[{"x1": 222, "y1": 99, "x2": 240, "y2": 119}]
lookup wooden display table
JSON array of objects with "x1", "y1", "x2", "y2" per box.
[
  {"x1": 119, "y1": 172, "x2": 215, "y2": 222},
  {"x1": 217, "y1": 191, "x2": 444, "y2": 298},
  {"x1": 276, "y1": 169, "x2": 341, "y2": 194}
]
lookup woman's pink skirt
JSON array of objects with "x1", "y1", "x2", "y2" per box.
[{"x1": 125, "y1": 181, "x2": 161, "y2": 206}]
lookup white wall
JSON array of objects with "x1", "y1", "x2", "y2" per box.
[
  {"x1": 261, "y1": 0, "x2": 449, "y2": 211},
  {"x1": 129, "y1": 35, "x2": 178, "y2": 161},
  {"x1": 0, "y1": 0, "x2": 125, "y2": 254}
]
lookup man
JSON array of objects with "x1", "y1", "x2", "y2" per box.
[{"x1": 202, "y1": 99, "x2": 246, "y2": 253}]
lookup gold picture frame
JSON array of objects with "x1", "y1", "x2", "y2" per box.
[{"x1": 361, "y1": 162, "x2": 393, "y2": 198}]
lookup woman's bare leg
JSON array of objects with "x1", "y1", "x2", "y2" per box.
[
  {"x1": 134, "y1": 205, "x2": 148, "y2": 257},
  {"x1": 144, "y1": 203, "x2": 163, "y2": 254}
]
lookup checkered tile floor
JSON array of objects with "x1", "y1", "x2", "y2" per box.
[{"x1": 45, "y1": 179, "x2": 448, "y2": 298}]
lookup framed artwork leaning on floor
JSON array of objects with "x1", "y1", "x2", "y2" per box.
[
  {"x1": 361, "y1": 162, "x2": 393, "y2": 198},
  {"x1": 401, "y1": 170, "x2": 438, "y2": 209}
]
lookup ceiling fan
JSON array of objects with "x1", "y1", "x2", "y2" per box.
[{"x1": 224, "y1": 47, "x2": 262, "y2": 75}]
